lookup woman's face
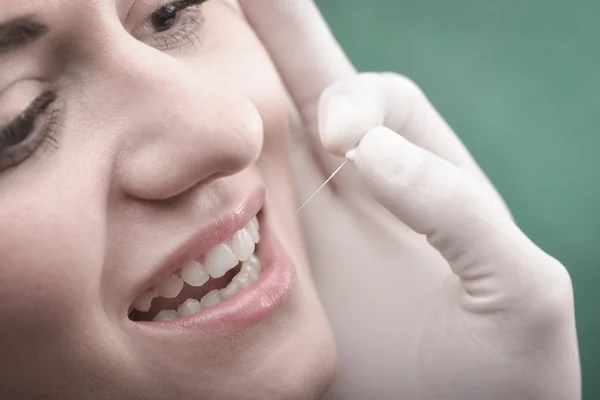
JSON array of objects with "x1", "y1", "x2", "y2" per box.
[{"x1": 0, "y1": 1, "x2": 336, "y2": 398}]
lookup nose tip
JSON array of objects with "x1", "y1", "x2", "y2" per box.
[{"x1": 117, "y1": 82, "x2": 264, "y2": 201}]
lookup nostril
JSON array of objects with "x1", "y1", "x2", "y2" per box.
[
  {"x1": 116, "y1": 105, "x2": 264, "y2": 201},
  {"x1": 114, "y1": 76, "x2": 264, "y2": 201}
]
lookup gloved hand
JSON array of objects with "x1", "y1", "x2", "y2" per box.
[{"x1": 238, "y1": 1, "x2": 581, "y2": 399}]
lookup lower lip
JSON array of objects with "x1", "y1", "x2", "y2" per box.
[{"x1": 133, "y1": 214, "x2": 296, "y2": 335}]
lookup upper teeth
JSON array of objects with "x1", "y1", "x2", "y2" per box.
[
  {"x1": 180, "y1": 260, "x2": 210, "y2": 287},
  {"x1": 204, "y1": 244, "x2": 240, "y2": 279},
  {"x1": 132, "y1": 215, "x2": 261, "y2": 320},
  {"x1": 153, "y1": 275, "x2": 184, "y2": 299}
]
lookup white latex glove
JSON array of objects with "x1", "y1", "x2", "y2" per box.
[{"x1": 238, "y1": 1, "x2": 581, "y2": 399}]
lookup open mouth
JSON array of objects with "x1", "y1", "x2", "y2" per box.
[{"x1": 129, "y1": 214, "x2": 262, "y2": 322}]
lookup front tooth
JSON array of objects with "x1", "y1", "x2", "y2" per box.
[
  {"x1": 204, "y1": 243, "x2": 239, "y2": 278},
  {"x1": 153, "y1": 275, "x2": 184, "y2": 298},
  {"x1": 177, "y1": 299, "x2": 202, "y2": 317},
  {"x1": 180, "y1": 260, "x2": 210, "y2": 287},
  {"x1": 153, "y1": 310, "x2": 178, "y2": 322},
  {"x1": 231, "y1": 228, "x2": 255, "y2": 261},
  {"x1": 200, "y1": 289, "x2": 222, "y2": 308},
  {"x1": 251, "y1": 215, "x2": 259, "y2": 231},
  {"x1": 220, "y1": 282, "x2": 240, "y2": 299},
  {"x1": 132, "y1": 291, "x2": 158, "y2": 312},
  {"x1": 247, "y1": 219, "x2": 260, "y2": 244},
  {"x1": 241, "y1": 254, "x2": 262, "y2": 279}
]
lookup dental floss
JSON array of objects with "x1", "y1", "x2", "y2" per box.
[{"x1": 296, "y1": 159, "x2": 351, "y2": 213}]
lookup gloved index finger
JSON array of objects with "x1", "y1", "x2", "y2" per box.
[
  {"x1": 351, "y1": 126, "x2": 567, "y2": 307},
  {"x1": 238, "y1": 0, "x2": 356, "y2": 125}
]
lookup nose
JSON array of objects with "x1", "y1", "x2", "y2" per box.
[{"x1": 108, "y1": 44, "x2": 263, "y2": 201}]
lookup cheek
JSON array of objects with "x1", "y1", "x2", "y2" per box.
[{"x1": 0, "y1": 162, "x2": 105, "y2": 334}]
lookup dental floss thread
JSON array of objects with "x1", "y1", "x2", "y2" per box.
[{"x1": 296, "y1": 159, "x2": 351, "y2": 213}]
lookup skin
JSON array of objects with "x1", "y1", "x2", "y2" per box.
[{"x1": 0, "y1": 1, "x2": 336, "y2": 399}]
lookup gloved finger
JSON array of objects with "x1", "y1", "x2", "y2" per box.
[
  {"x1": 351, "y1": 126, "x2": 573, "y2": 309},
  {"x1": 238, "y1": 0, "x2": 356, "y2": 131},
  {"x1": 319, "y1": 73, "x2": 510, "y2": 215}
]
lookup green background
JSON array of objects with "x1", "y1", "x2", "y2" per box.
[{"x1": 318, "y1": 0, "x2": 599, "y2": 397}]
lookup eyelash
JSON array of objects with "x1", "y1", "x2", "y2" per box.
[
  {"x1": 0, "y1": 92, "x2": 61, "y2": 171},
  {"x1": 0, "y1": 0, "x2": 208, "y2": 172},
  {"x1": 144, "y1": 0, "x2": 208, "y2": 50}
]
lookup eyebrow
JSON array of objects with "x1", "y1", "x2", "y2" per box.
[{"x1": 0, "y1": 16, "x2": 49, "y2": 55}]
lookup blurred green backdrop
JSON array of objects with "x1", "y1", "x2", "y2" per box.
[{"x1": 317, "y1": 0, "x2": 599, "y2": 397}]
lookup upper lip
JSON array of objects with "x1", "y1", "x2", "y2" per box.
[{"x1": 128, "y1": 187, "x2": 265, "y2": 304}]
